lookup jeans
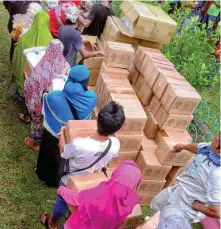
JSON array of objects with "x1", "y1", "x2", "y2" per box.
[{"x1": 52, "y1": 181, "x2": 68, "y2": 218}]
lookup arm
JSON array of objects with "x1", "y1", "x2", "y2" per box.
[
  {"x1": 57, "y1": 186, "x2": 80, "y2": 206},
  {"x1": 192, "y1": 201, "x2": 220, "y2": 218},
  {"x1": 78, "y1": 15, "x2": 92, "y2": 27},
  {"x1": 59, "y1": 126, "x2": 66, "y2": 154},
  {"x1": 174, "y1": 143, "x2": 199, "y2": 154},
  {"x1": 79, "y1": 47, "x2": 103, "y2": 59}
]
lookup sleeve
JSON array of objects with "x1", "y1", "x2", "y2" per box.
[
  {"x1": 196, "y1": 142, "x2": 212, "y2": 154},
  {"x1": 73, "y1": 30, "x2": 84, "y2": 51},
  {"x1": 206, "y1": 167, "x2": 221, "y2": 206},
  {"x1": 57, "y1": 186, "x2": 80, "y2": 206},
  {"x1": 86, "y1": 3, "x2": 98, "y2": 21},
  {"x1": 61, "y1": 140, "x2": 78, "y2": 159}
]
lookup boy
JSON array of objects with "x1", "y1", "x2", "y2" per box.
[
  {"x1": 41, "y1": 101, "x2": 125, "y2": 229},
  {"x1": 151, "y1": 132, "x2": 220, "y2": 223}
]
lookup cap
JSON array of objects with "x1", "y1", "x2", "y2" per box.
[{"x1": 158, "y1": 205, "x2": 192, "y2": 229}]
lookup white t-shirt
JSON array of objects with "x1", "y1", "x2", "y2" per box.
[{"x1": 61, "y1": 136, "x2": 120, "y2": 185}]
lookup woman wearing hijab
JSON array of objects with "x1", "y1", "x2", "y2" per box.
[
  {"x1": 41, "y1": 160, "x2": 141, "y2": 229},
  {"x1": 3, "y1": 0, "x2": 40, "y2": 61},
  {"x1": 36, "y1": 65, "x2": 97, "y2": 187},
  {"x1": 24, "y1": 39, "x2": 70, "y2": 151},
  {"x1": 12, "y1": 11, "x2": 53, "y2": 124}
]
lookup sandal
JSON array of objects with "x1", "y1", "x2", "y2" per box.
[
  {"x1": 24, "y1": 137, "x2": 39, "y2": 151},
  {"x1": 41, "y1": 213, "x2": 58, "y2": 229},
  {"x1": 19, "y1": 113, "x2": 31, "y2": 124}
]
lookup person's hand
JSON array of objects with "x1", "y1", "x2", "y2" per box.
[
  {"x1": 192, "y1": 200, "x2": 201, "y2": 210},
  {"x1": 89, "y1": 41, "x2": 97, "y2": 51},
  {"x1": 96, "y1": 50, "x2": 104, "y2": 56},
  {"x1": 174, "y1": 143, "x2": 185, "y2": 152}
]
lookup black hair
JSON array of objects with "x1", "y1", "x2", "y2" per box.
[
  {"x1": 217, "y1": 132, "x2": 220, "y2": 150},
  {"x1": 97, "y1": 101, "x2": 125, "y2": 136}
]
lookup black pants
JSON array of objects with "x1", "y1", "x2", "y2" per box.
[
  {"x1": 10, "y1": 38, "x2": 16, "y2": 62},
  {"x1": 36, "y1": 129, "x2": 61, "y2": 187}
]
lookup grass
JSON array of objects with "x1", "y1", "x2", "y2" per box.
[{"x1": 0, "y1": 1, "x2": 213, "y2": 228}]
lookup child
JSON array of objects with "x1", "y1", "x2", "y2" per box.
[
  {"x1": 41, "y1": 101, "x2": 126, "y2": 229},
  {"x1": 151, "y1": 132, "x2": 220, "y2": 223}
]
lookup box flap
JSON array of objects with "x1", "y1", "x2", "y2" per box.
[
  {"x1": 112, "y1": 16, "x2": 133, "y2": 38},
  {"x1": 120, "y1": 0, "x2": 135, "y2": 14},
  {"x1": 81, "y1": 35, "x2": 97, "y2": 43}
]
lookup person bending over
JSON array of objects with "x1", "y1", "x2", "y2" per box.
[
  {"x1": 150, "y1": 132, "x2": 221, "y2": 223},
  {"x1": 41, "y1": 101, "x2": 125, "y2": 229},
  {"x1": 78, "y1": 0, "x2": 114, "y2": 38}
]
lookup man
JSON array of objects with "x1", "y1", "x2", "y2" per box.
[
  {"x1": 58, "y1": 25, "x2": 103, "y2": 67},
  {"x1": 41, "y1": 102, "x2": 125, "y2": 229},
  {"x1": 151, "y1": 132, "x2": 221, "y2": 223},
  {"x1": 78, "y1": 0, "x2": 114, "y2": 38}
]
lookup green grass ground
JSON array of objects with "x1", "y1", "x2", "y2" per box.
[{"x1": 0, "y1": 2, "x2": 214, "y2": 228}]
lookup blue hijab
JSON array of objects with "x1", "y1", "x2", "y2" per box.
[{"x1": 43, "y1": 65, "x2": 97, "y2": 136}]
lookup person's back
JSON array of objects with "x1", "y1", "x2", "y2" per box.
[{"x1": 81, "y1": 2, "x2": 114, "y2": 38}]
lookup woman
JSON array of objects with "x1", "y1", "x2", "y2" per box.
[
  {"x1": 36, "y1": 65, "x2": 97, "y2": 187},
  {"x1": 24, "y1": 39, "x2": 70, "y2": 150},
  {"x1": 48, "y1": 2, "x2": 79, "y2": 38},
  {"x1": 12, "y1": 11, "x2": 53, "y2": 123},
  {"x1": 41, "y1": 160, "x2": 141, "y2": 229}
]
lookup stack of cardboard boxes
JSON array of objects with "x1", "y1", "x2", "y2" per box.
[
  {"x1": 100, "y1": 2, "x2": 177, "y2": 51},
  {"x1": 94, "y1": 41, "x2": 148, "y2": 169},
  {"x1": 126, "y1": 46, "x2": 201, "y2": 206}
]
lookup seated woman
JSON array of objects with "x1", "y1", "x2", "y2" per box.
[
  {"x1": 36, "y1": 65, "x2": 97, "y2": 187},
  {"x1": 24, "y1": 39, "x2": 70, "y2": 150},
  {"x1": 41, "y1": 160, "x2": 141, "y2": 229},
  {"x1": 12, "y1": 11, "x2": 53, "y2": 124}
]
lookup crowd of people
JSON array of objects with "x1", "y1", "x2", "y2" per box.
[{"x1": 2, "y1": 0, "x2": 221, "y2": 229}]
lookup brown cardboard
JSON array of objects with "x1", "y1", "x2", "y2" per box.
[
  {"x1": 163, "y1": 178, "x2": 177, "y2": 189},
  {"x1": 115, "y1": 132, "x2": 143, "y2": 152},
  {"x1": 155, "y1": 130, "x2": 193, "y2": 145},
  {"x1": 91, "y1": 105, "x2": 99, "y2": 120},
  {"x1": 140, "y1": 39, "x2": 162, "y2": 49},
  {"x1": 67, "y1": 172, "x2": 107, "y2": 190},
  {"x1": 161, "y1": 84, "x2": 202, "y2": 115},
  {"x1": 138, "y1": 192, "x2": 156, "y2": 207},
  {"x1": 65, "y1": 120, "x2": 97, "y2": 143},
  {"x1": 108, "y1": 151, "x2": 139, "y2": 168},
  {"x1": 155, "y1": 105, "x2": 193, "y2": 131},
  {"x1": 135, "y1": 74, "x2": 153, "y2": 105},
  {"x1": 155, "y1": 137, "x2": 193, "y2": 166},
  {"x1": 128, "y1": 65, "x2": 140, "y2": 85},
  {"x1": 88, "y1": 68, "x2": 100, "y2": 86},
  {"x1": 167, "y1": 166, "x2": 185, "y2": 180},
  {"x1": 143, "y1": 112, "x2": 160, "y2": 139},
  {"x1": 136, "y1": 149, "x2": 172, "y2": 180},
  {"x1": 137, "y1": 179, "x2": 166, "y2": 194},
  {"x1": 82, "y1": 36, "x2": 103, "y2": 68},
  {"x1": 23, "y1": 60, "x2": 33, "y2": 77},
  {"x1": 103, "y1": 41, "x2": 135, "y2": 69},
  {"x1": 152, "y1": 74, "x2": 191, "y2": 100},
  {"x1": 141, "y1": 135, "x2": 157, "y2": 151},
  {"x1": 121, "y1": 204, "x2": 143, "y2": 229},
  {"x1": 120, "y1": 4, "x2": 177, "y2": 44},
  {"x1": 100, "y1": 62, "x2": 129, "y2": 76},
  {"x1": 148, "y1": 95, "x2": 161, "y2": 116}
]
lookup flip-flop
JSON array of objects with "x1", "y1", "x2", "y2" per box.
[
  {"x1": 41, "y1": 213, "x2": 58, "y2": 229},
  {"x1": 24, "y1": 137, "x2": 39, "y2": 151},
  {"x1": 18, "y1": 113, "x2": 31, "y2": 124}
]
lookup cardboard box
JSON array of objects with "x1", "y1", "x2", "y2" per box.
[
  {"x1": 140, "y1": 39, "x2": 162, "y2": 50},
  {"x1": 65, "y1": 120, "x2": 97, "y2": 143},
  {"x1": 134, "y1": 46, "x2": 162, "y2": 70},
  {"x1": 155, "y1": 137, "x2": 193, "y2": 166},
  {"x1": 67, "y1": 172, "x2": 107, "y2": 190},
  {"x1": 81, "y1": 36, "x2": 103, "y2": 68},
  {"x1": 91, "y1": 105, "x2": 98, "y2": 120},
  {"x1": 141, "y1": 135, "x2": 157, "y2": 151},
  {"x1": 152, "y1": 75, "x2": 190, "y2": 100},
  {"x1": 103, "y1": 16, "x2": 141, "y2": 45},
  {"x1": 143, "y1": 112, "x2": 159, "y2": 139},
  {"x1": 138, "y1": 192, "x2": 156, "y2": 207},
  {"x1": 120, "y1": 4, "x2": 177, "y2": 44},
  {"x1": 121, "y1": 204, "x2": 143, "y2": 229},
  {"x1": 161, "y1": 84, "x2": 202, "y2": 115},
  {"x1": 115, "y1": 132, "x2": 143, "y2": 152},
  {"x1": 100, "y1": 62, "x2": 129, "y2": 76},
  {"x1": 120, "y1": 0, "x2": 139, "y2": 15},
  {"x1": 166, "y1": 166, "x2": 185, "y2": 180},
  {"x1": 148, "y1": 95, "x2": 161, "y2": 116},
  {"x1": 88, "y1": 68, "x2": 100, "y2": 86},
  {"x1": 128, "y1": 65, "x2": 140, "y2": 85},
  {"x1": 108, "y1": 151, "x2": 139, "y2": 168},
  {"x1": 136, "y1": 149, "x2": 172, "y2": 180},
  {"x1": 155, "y1": 105, "x2": 193, "y2": 131},
  {"x1": 163, "y1": 178, "x2": 176, "y2": 189},
  {"x1": 135, "y1": 74, "x2": 153, "y2": 105},
  {"x1": 103, "y1": 41, "x2": 135, "y2": 69},
  {"x1": 155, "y1": 130, "x2": 193, "y2": 145},
  {"x1": 137, "y1": 178, "x2": 166, "y2": 194}
]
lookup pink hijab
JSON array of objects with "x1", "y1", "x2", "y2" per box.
[
  {"x1": 58, "y1": 160, "x2": 141, "y2": 229},
  {"x1": 24, "y1": 39, "x2": 70, "y2": 116}
]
